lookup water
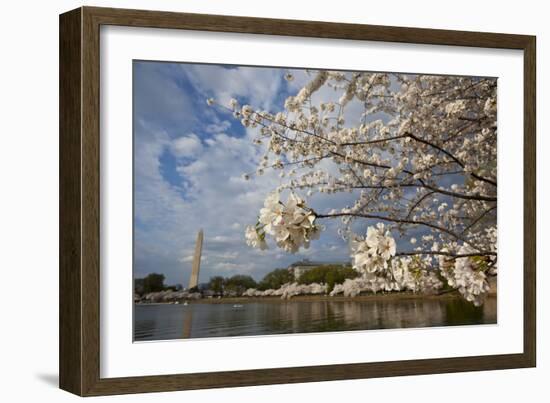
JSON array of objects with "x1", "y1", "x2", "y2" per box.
[{"x1": 134, "y1": 296, "x2": 496, "y2": 341}]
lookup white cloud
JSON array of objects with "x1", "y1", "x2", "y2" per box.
[
  {"x1": 134, "y1": 115, "x2": 286, "y2": 283},
  {"x1": 171, "y1": 133, "x2": 203, "y2": 158},
  {"x1": 134, "y1": 62, "x2": 356, "y2": 285},
  {"x1": 215, "y1": 262, "x2": 238, "y2": 270},
  {"x1": 181, "y1": 64, "x2": 283, "y2": 110},
  {"x1": 215, "y1": 251, "x2": 239, "y2": 260},
  {"x1": 215, "y1": 262, "x2": 256, "y2": 273},
  {"x1": 205, "y1": 120, "x2": 231, "y2": 134},
  {"x1": 134, "y1": 62, "x2": 197, "y2": 131}
]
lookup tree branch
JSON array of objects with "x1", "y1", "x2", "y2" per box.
[
  {"x1": 460, "y1": 205, "x2": 497, "y2": 236},
  {"x1": 316, "y1": 212, "x2": 486, "y2": 252},
  {"x1": 405, "y1": 131, "x2": 497, "y2": 187},
  {"x1": 406, "y1": 191, "x2": 436, "y2": 219},
  {"x1": 395, "y1": 251, "x2": 496, "y2": 258}
]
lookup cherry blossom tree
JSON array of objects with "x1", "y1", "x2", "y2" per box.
[{"x1": 208, "y1": 69, "x2": 497, "y2": 306}]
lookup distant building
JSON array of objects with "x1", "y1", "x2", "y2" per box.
[{"x1": 287, "y1": 259, "x2": 350, "y2": 280}]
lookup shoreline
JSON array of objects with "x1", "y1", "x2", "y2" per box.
[{"x1": 135, "y1": 292, "x2": 496, "y2": 305}]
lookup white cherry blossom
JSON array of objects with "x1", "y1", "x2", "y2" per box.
[{"x1": 211, "y1": 69, "x2": 497, "y2": 305}]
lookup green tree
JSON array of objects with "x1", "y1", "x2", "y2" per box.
[
  {"x1": 208, "y1": 276, "x2": 225, "y2": 296},
  {"x1": 135, "y1": 273, "x2": 166, "y2": 295},
  {"x1": 297, "y1": 265, "x2": 358, "y2": 293},
  {"x1": 257, "y1": 268, "x2": 294, "y2": 290},
  {"x1": 165, "y1": 283, "x2": 182, "y2": 292},
  {"x1": 223, "y1": 275, "x2": 257, "y2": 296},
  {"x1": 134, "y1": 278, "x2": 145, "y2": 295}
]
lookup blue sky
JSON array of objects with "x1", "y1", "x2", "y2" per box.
[{"x1": 133, "y1": 61, "x2": 429, "y2": 286}]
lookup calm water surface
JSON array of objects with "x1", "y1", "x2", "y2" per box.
[{"x1": 134, "y1": 297, "x2": 496, "y2": 341}]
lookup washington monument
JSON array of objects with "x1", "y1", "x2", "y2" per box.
[{"x1": 188, "y1": 229, "x2": 203, "y2": 289}]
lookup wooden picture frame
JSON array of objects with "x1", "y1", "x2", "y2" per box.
[{"x1": 59, "y1": 6, "x2": 536, "y2": 396}]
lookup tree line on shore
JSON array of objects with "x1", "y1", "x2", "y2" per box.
[
  {"x1": 134, "y1": 264, "x2": 358, "y2": 297},
  {"x1": 134, "y1": 273, "x2": 182, "y2": 296}
]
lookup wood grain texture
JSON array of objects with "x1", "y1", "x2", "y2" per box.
[
  {"x1": 523, "y1": 38, "x2": 536, "y2": 367},
  {"x1": 59, "y1": 6, "x2": 537, "y2": 396},
  {"x1": 80, "y1": 6, "x2": 102, "y2": 396},
  {"x1": 85, "y1": 6, "x2": 532, "y2": 49},
  {"x1": 59, "y1": 8, "x2": 82, "y2": 396}
]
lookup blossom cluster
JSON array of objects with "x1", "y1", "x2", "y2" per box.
[
  {"x1": 284, "y1": 71, "x2": 329, "y2": 112},
  {"x1": 244, "y1": 225, "x2": 267, "y2": 251},
  {"x1": 328, "y1": 267, "x2": 443, "y2": 297},
  {"x1": 336, "y1": 224, "x2": 444, "y2": 296},
  {"x1": 439, "y1": 246, "x2": 491, "y2": 306},
  {"x1": 216, "y1": 68, "x2": 498, "y2": 305},
  {"x1": 245, "y1": 192, "x2": 321, "y2": 253},
  {"x1": 242, "y1": 283, "x2": 327, "y2": 299},
  {"x1": 351, "y1": 223, "x2": 397, "y2": 275}
]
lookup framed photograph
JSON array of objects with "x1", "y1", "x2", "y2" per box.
[{"x1": 59, "y1": 6, "x2": 536, "y2": 396}]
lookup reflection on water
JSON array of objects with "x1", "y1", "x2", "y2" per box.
[{"x1": 134, "y1": 296, "x2": 496, "y2": 341}]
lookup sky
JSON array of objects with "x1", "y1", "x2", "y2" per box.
[{"x1": 132, "y1": 61, "x2": 441, "y2": 286}]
